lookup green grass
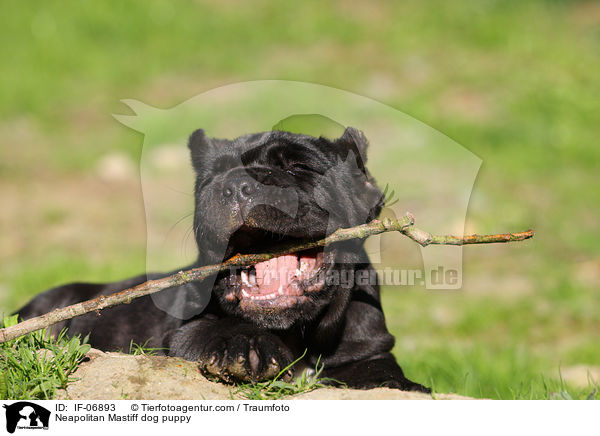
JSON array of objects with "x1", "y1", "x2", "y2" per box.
[
  {"x1": 383, "y1": 283, "x2": 600, "y2": 399},
  {"x1": 0, "y1": 315, "x2": 91, "y2": 400},
  {"x1": 127, "y1": 339, "x2": 166, "y2": 356},
  {"x1": 401, "y1": 346, "x2": 599, "y2": 400},
  {"x1": 232, "y1": 353, "x2": 334, "y2": 400},
  {"x1": 0, "y1": 0, "x2": 598, "y2": 400}
]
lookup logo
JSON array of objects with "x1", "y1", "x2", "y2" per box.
[
  {"x1": 2, "y1": 402, "x2": 50, "y2": 433},
  {"x1": 114, "y1": 80, "x2": 481, "y2": 317}
]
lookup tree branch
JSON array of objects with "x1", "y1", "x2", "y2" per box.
[{"x1": 0, "y1": 213, "x2": 534, "y2": 343}]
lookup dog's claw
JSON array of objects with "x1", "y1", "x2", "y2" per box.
[{"x1": 196, "y1": 331, "x2": 293, "y2": 383}]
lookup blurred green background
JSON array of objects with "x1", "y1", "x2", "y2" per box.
[{"x1": 0, "y1": 0, "x2": 598, "y2": 399}]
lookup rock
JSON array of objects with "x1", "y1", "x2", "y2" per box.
[
  {"x1": 57, "y1": 348, "x2": 473, "y2": 400},
  {"x1": 57, "y1": 350, "x2": 231, "y2": 400},
  {"x1": 294, "y1": 388, "x2": 471, "y2": 400}
]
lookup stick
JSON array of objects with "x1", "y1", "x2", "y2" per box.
[{"x1": 0, "y1": 213, "x2": 533, "y2": 343}]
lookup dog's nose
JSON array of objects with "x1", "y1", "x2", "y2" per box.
[
  {"x1": 222, "y1": 178, "x2": 256, "y2": 200},
  {"x1": 219, "y1": 168, "x2": 299, "y2": 221}
]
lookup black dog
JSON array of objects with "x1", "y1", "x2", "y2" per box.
[{"x1": 17, "y1": 127, "x2": 428, "y2": 392}]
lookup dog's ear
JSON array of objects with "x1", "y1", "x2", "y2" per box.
[
  {"x1": 336, "y1": 129, "x2": 384, "y2": 221},
  {"x1": 334, "y1": 127, "x2": 369, "y2": 173},
  {"x1": 188, "y1": 128, "x2": 212, "y2": 172},
  {"x1": 337, "y1": 127, "x2": 369, "y2": 157}
]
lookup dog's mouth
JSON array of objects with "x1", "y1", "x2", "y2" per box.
[
  {"x1": 242, "y1": 248, "x2": 324, "y2": 296},
  {"x1": 222, "y1": 227, "x2": 330, "y2": 309},
  {"x1": 225, "y1": 249, "x2": 327, "y2": 309}
]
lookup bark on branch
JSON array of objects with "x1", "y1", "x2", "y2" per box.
[{"x1": 0, "y1": 213, "x2": 534, "y2": 343}]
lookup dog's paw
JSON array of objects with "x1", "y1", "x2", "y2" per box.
[
  {"x1": 377, "y1": 378, "x2": 431, "y2": 393},
  {"x1": 321, "y1": 356, "x2": 431, "y2": 393},
  {"x1": 198, "y1": 332, "x2": 294, "y2": 383}
]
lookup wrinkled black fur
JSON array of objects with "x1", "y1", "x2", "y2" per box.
[{"x1": 16, "y1": 128, "x2": 428, "y2": 392}]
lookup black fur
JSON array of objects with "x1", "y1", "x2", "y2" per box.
[{"x1": 16, "y1": 127, "x2": 428, "y2": 392}]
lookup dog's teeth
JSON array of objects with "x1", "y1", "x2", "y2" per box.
[
  {"x1": 278, "y1": 284, "x2": 284, "y2": 295},
  {"x1": 241, "y1": 270, "x2": 250, "y2": 286},
  {"x1": 249, "y1": 269, "x2": 257, "y2": 285},
  {"x1": 300, "y1": 260, "x2": 309, "y2": 272},
  {"x1": 244, "y1": 289, "x2": 281, "y2": 301},
  {"x1": 295, "y1": 268, "x2": 301, "y2": 277}
]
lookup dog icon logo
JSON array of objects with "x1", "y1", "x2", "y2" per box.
[{"x1": 3, "y1": 402, "x2": 50, "y2": 433}]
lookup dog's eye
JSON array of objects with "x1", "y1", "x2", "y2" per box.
[
  {"x1": 196, "y1": 177, "x2": 212, "y2": 192},
  {"x1": 286, "y1": 163, "x2": 314, "y2": 175}
]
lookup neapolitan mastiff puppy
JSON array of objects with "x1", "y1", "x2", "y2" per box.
[{"x1": 17, "y1": 127, "x2": 428, "y2": 392}]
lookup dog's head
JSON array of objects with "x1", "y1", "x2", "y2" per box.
[{"x1": 189, "y1": 127, "x2": 383, "y2": 329}]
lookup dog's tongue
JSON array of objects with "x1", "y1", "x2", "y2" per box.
[{"x1": 255, "y1": 255, "x2": 297, "y2": 294}]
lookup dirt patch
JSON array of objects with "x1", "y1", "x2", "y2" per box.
[{"x1": 57, "y1": 348, "x2": 472, "y2": 400}]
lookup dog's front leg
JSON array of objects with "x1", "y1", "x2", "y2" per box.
[
  {"x1": 310, "y1": 291, "x2": 430, "y2": 393},
  {"x1": 163, "y1": 316, "x2": 294, "y2": 383}
]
